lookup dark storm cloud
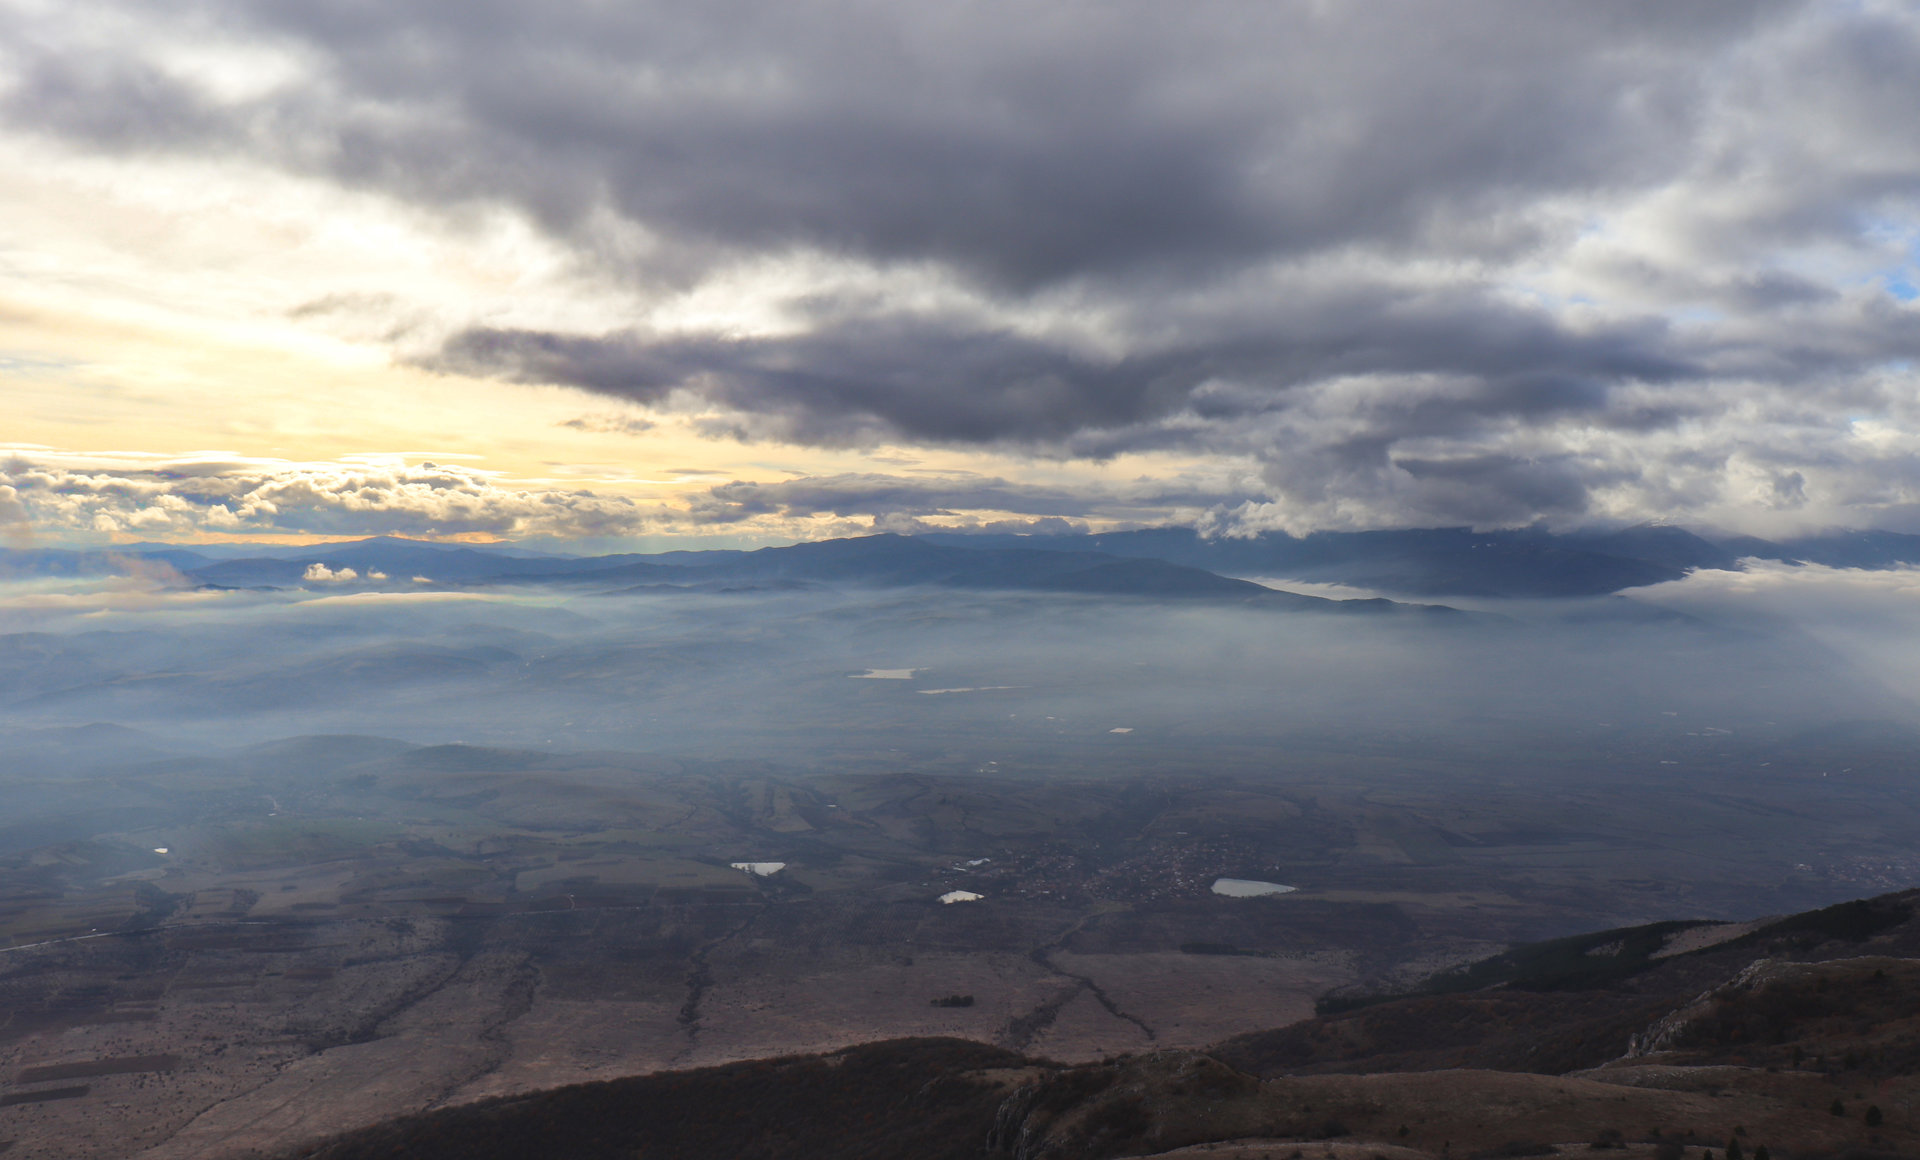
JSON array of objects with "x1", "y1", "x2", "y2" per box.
[
  {"x1": 7, "y1": 0, "x2": 1920, "y2": 529},
  {"x1": 437, "y1": 320, "x2": 1195, "y2": 445},
  {"x1": 433, "y1": 285, "x2": 1703, "y2": 449},
  {"x1": 2, "y1": 1, "x2": 1783, "y2": 282}
]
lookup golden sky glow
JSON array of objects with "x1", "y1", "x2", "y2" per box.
[{"x1": 0, "y1": 128, "x2": 1230, "y2": 547}]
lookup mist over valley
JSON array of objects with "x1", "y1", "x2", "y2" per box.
[{"x1": 6, "y1": 532, "x2": 1920, "y2": 1156}]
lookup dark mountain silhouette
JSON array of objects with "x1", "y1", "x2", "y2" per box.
[
  {"x1": 162, "y1": 534, "x2": 1446, "y2": 610},
  {"x1": 182, "y1": 536, "x2": 633, "y2": 586},
  {"x1": 919, "y1": 526, "x2": 1711, "y2": 598},
  {"x1": 1556, "y1": 525, "x2": 1739, "y2": 572},
  {"x1": 20, "y1": 521, "x2": 1920, "y2": 600},
  {"x1": 916, "y1": 522, "x2": 1920, "y2": 593},
  {"x1": 591, "y1": 534, "x2": 1424, "y2": 609},
  {"x1": 1745, "y1": 530, "x2": 1920, "y2": 569}
]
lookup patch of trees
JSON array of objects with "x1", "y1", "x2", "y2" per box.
[{"x1": 285, "y1": 1038, "x2": 1027, "y2": 1160}]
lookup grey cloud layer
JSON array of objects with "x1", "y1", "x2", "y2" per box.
[
  {"x1": 12, "y1": 2, "x2": 1762, "y2": 279},
  {"x1": 435, "y1": 282, "x2": 1703, "y2": 448},
  {"x1": 7, "y1": 0, "x2": 1920, "y2": 529}
]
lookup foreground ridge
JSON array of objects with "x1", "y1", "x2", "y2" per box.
[{"x1": 287, "y1": 890, "x2": 1920, "y2": 1160}]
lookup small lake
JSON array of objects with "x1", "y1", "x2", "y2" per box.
[{"x1": 1210, "y1": 878, "x2": 1296, "y2": 898}]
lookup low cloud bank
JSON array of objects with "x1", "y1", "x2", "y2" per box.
[
  {"x1": 0, "y1": 563, "x2": 1913, "y2": 761},
  {"x1": 1640, "y1": 559, "x2": 1920, "y2": 703}
]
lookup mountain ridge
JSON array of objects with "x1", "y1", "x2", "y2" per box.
[{"x1": 14, "y1": 523, "x2": 1920, "y2": 599}]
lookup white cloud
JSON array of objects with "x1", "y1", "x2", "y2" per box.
[{"x1": 1, "y1": 453, "x2": 662, "y2": 542}]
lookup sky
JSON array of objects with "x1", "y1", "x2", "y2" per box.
[{"x1": 3, "y1": 0, "x2": 1920, "y2": 549}]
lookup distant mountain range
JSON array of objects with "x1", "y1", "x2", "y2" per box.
[
  {"x1": 919, "y1": 524, "x2": 1920, "y2": 597},
  {"x1": 6, "y1": 523, "x2": 1920, "y2": 600},
  {"x1": 0, "y1": 535, "x2": 1429, "y2": 611}
]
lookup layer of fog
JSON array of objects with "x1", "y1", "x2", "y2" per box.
[
  {"x1": 2, "y1": 564, "x2": 1915, "y2": 778},
  {"x1": 1636, "y1": 560, "x2": 1920, "y2": 709},
  {"x1": 1241, "y1": 577, "x2": 1400, "y2": 603}
]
